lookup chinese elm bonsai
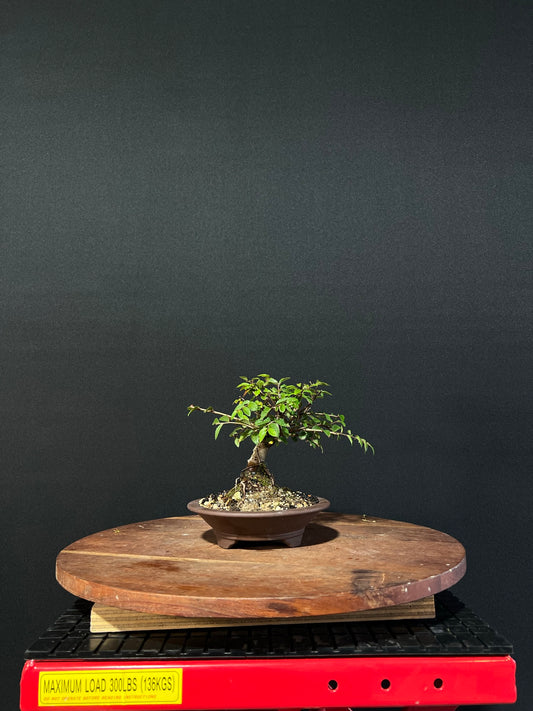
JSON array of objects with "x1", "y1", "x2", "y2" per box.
[{"x1": 188, "y1": 374, "x2": 373, "y2": 513}]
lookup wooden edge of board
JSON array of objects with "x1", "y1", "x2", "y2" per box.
[{"x1": 90, "y1": 596, "x2": 435, "y2": 632}]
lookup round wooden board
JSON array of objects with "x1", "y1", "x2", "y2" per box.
[{"x1": 56, "y1": 512, "x2": 466, "y2": 618}]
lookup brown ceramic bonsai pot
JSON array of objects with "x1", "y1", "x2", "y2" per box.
[{"x1": 187, "y1": 497, "x2": 330, "y2": 549}]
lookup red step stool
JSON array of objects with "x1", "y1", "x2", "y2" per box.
[{"x1": 20, "y1": 592, "x2": 516, "y2": 710}]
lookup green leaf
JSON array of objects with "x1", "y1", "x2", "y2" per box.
[
  {"x1": 214, "y1": 423, "x2": 224, "y2": 440},
  {"x1": 267, "y1": 422, "x2": 280, "y2": 438}
]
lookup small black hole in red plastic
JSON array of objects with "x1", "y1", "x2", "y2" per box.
[
  {"x1": 328, "y1": 680, "x2": 338, "y2": 691},
  {"x1": 434, "y1": 678, "x2": 444, "y2": 689},
  {"x1": 381, "y1": 678, "x2": 391, "y2": 690}
]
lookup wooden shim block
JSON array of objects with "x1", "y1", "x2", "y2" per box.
[{"x1": 90, "y1": 596, "x2": 435, "y2": 632}]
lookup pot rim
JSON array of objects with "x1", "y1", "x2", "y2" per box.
[{"x1": 187, "y1": 496, "x2": 330, "y2": 518}]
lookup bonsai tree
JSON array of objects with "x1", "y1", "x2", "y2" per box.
[{"x1": 188, "y1": 374, "x2": 373, "y2": 511}]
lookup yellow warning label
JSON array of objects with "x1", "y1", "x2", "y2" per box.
[{"x1": 38, "y1": 668, "x2": 182, "y2": 706}]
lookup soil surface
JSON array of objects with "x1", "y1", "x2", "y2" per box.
[{"x1": 199, "y1": 483, "x2": 319, "y2": 512}]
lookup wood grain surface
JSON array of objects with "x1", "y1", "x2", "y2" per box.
[{"x1": 56, "y1": 512, "x2": 466, "y2": 618}]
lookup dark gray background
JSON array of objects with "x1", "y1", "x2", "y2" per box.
[{"x1": 2, "y1": 1, "x2": 531, "y2": 709}]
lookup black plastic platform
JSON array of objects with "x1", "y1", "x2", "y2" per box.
[{"x1": 25, "y1": 591, "x2": 513, "y2": 661}]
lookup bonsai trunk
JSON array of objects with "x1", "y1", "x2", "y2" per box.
[
  {"x1": 199, "y1": 439, "x2": 319, "y2": 511},
  {"x1": 247, "y1": 442, "x2": 270, "y2": 468},
  {"x1": 241, "y1": 442, "x2": 273, "y2": 490}
]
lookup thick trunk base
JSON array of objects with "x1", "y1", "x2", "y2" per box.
[{"x1": 199, "y1": 443, "x2": 319, "y2": 511}]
